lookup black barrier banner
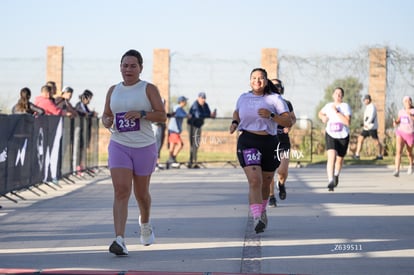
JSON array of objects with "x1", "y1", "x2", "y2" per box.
[
  {"x1": 30, "y1": 116, "x2": 47, "y2": 185},
  {"x1": 6, "y1": 114, "x2": 35, "y2": 192},
  {"x1": 60, "y1": 117, "x2": 72, "y2": 175},
  {"x1": 80, "y1": 117, "x2": 87, "y2": 170},
  {"x1": 72, "y1": 117, "x2": 82, "y2": 173},
  {"x1": 47, "y1": 116, "x2": 63, "y2": 181},
  {"x1": 1, "y1": 115, "x2": 99, "y2": 198},
  {"x1": 31, "y1": 116, "x2": 63, "y2": 184},
  {"x1": 87, "y1": 117, "x2": 99, "y2": 168},
  {"x1": 0, "y1": 114, "x2": 9, "y2": 195}
]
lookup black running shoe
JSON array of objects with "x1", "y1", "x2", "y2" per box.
[
  {"x1": 334, "y1": 176, "x2": 339, "y2": 187},
  {"x1": 278, "y1": 182, "x2": 287, "y2": 200},
  {"x1": 327, "y1": 181, "x2": 335, "y2": 191},
  {"x1": 254, "y1": 218, "x2": 265, "y2": 234},
  {"x1": 261, "y1": 211, "x2": 268, "y2": 229},
  {"x1": 268, "y1": 195, "x2": 277, "y2": 207}
]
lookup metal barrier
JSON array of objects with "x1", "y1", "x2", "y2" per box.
[{"x1": 0, "y1": 115, "x2": 99, "y2": 202}]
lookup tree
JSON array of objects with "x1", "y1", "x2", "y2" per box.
[{"x1": 314, "y1": 76, "x2": 364, "y2": 130}]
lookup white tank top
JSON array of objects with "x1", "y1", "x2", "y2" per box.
[{"x1": 110, "y1": 80, "x2": 155, "y2": 148}]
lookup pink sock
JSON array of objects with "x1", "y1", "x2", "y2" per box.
[
  {"x1": 261, "y1": 199, "x2": 268, "y2": 211},
  {"x1": 250, "y1": 203, "x2": 262, "y2": 219}
]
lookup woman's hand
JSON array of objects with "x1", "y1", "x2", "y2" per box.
[
  {"x1": 229, "y1": 122, "x2": 238, "y2": 134},
  {"x1": 229, "y1": 119, "x2": 239, "y2": 134},
  {"x1": 258, "y1": 108, "x2": 271, "y2": 118},
  {"x1": 102, "y1": 115, "x2": 114, "y2": 128},
  {"x1": 124, "y1": 110, "x2": 143, "y2": 120}
]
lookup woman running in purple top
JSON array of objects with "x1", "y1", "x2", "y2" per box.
[{"x1": 229, "y1": 68, "x2": 292, "y2": 234}]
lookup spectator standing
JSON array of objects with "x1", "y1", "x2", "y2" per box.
[
  {"x1": 187, "y1": 92, "x2": 216, "y2": 168},
  {"x1": 353, "y1": 94, "x2": 383, "y2": 160},
  {"x1": 12, "y1": 87, "x2": 44, "y2": 116},
  {"x1": 46, "y1": 81, "x2": 61, "y2": 102},
  {"x1": 152, "y1": 98, "x2": 167, "y2": 170},
  {"x1": 229, "y1": 68, "x2": 292, "y2": 233},
  {"x1": 167, "y1": 96, "x2": 189, "y2": 167},
  {"x1": 55, "y1": 86, "x2": 78, "y2": 118},
  {"x1": 34, "y1": 85, "x2": 70, "y2": 116},
  {"x1": 318, "y1": 87, "x2": 352, "y2": 191},
  {"x1": 75, "y1": 89, "x2": 98, "y2": 117},
  {"x1": 73, "y1": 89, "x2": 97, "y2": 175},
  {"x1": 101, "y1": 49, "x2": 166, "y2": 256},
  {"x1": 392, "y1": 95, "x2": 414, "y2": 177}
]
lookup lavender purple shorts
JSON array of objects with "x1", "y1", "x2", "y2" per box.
[{"x1": 108, "y1": 140, "x2": 157, "y2": 176}]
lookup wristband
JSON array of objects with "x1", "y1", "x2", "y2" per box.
[
  {"x1": 231, "y1": 120, "x2": 239, "y2": 126},
  {"x1": 140, "y1": 110, "x2": 147, "y2": 118}
]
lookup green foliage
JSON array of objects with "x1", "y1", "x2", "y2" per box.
[
  {"x1": 383, "y1": 129, "x2": 397, "y2": 156},
  {"x1": 314, "y1": 76, "x2": 364, "y2": 130}
]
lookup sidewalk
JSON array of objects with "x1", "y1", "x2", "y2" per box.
[{"x1": 0, "y1": 165, "x2": 413, "y2": 275}]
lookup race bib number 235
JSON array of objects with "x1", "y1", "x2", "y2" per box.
[{"x1": 115, "y1": 112, "x2": 140, "y2": 132}]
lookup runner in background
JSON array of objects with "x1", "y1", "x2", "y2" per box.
[{"x1": 268, "y1": 79, "x2": 296, "y2": 207}]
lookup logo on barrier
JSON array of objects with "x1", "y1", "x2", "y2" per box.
[
  {"x1": 0, "y1": 148, "x2": 7, "y2": 162},
  {"x1": 37, "y1": 128, "x2": 44, "y2": 170},
  {"x1": 15, "y1": 139, "x2": 28, "y2": 166}
]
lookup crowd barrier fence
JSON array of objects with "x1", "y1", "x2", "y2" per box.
[{"x1": 0, "y1": 115, "x2": 99, "y2": 202}]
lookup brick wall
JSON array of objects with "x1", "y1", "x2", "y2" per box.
[
  {"x1": 261, "y1": 48, "x2": 279, "y2": 79},
  {"x1": 46, "y1": 46, "x2": 64, "y2": 91},
  {"x1": 368, "y1": 48, "x2": 387, "y2": 141},
  {"x1": 152, "y1": 49, "x2": 170, "y2": 112}
]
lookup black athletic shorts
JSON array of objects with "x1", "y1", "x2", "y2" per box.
[
  {"x1": 237, "y1": 131, "x2": 280, "y2": 172},
  {"x1": 325, "y1": 133, "x2": 349, "y2": 157},
  {"x1": 360, "y1": 129, "x2": 379, "y2": 139},
  {"x1": 277, "y1": 133, "x2": 291, "y2": 151}
]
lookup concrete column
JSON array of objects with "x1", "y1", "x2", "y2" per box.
[
  {"x1": 153, "y1": 49, "x2": 170, "y2": 113},
  {"x1": 46, "y1": 46, "x2": 64, "y2": 92},
  {"x1": 261, "y1": 48, "x2": 279, "y2": 79},
  {"x1": 368, "y1": 48, "x2": 387, "y2": 141}
]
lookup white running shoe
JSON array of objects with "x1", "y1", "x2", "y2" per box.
[
  {"x1": 393, "y1": 170, "x2": 400, "y2": 177},
  {"x1": 140, "y1": 223, "x2": 155, "y2": 246},
  {"x1": 109, "y1": 235, "x2": 128, "y2": 256},
  {"x1": 407, "y1": 166, "x2": 413, "y2": 175}
]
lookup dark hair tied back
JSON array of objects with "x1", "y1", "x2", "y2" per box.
[
  {"x1": 271, "y1": 79, "x2": 284, "y2": 95},
  {"x1": 250, "y1": 68, "x2": 276, "y2": 95}
]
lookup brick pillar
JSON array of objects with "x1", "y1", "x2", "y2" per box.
[
  {"x1": 261, "y1": 48, "x2": 279, "y2": 79},
  {"x1": 153, "y1": 49, "x2": 170, "y2": 112},
  {"x1": 46, "y1": 46, "x2": 64, "y2": 91},
  {"x1": 368, "y1": 48, "x2": 387, "y2": 141}
]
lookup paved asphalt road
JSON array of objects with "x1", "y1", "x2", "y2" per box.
[{"x1": 0, "y1": 164, "x2": 413, "y2": 275}]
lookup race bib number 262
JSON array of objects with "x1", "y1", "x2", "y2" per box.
[{"x1": 242, "y1": 148, "x2": 261, "y2": 166}]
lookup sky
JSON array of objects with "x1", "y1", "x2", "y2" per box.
[{"x1": 1, "y1": 0, "x2": 413, "y2": 117}]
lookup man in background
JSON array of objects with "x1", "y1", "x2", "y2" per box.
[
  {"x1": 187, "y1": 92, "x2": 216, "y2": 168},
  {"x1": 353, "y1": 94, "x2": 383, "y2": 160}
]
